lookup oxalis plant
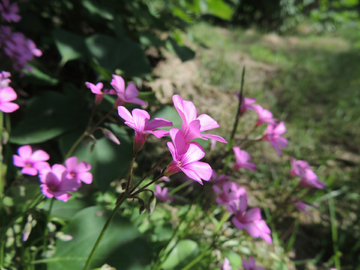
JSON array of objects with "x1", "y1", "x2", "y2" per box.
[{"x1": 0, "y1": 64, "x2": 335, "y2": 270}]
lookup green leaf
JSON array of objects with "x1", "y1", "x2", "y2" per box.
[
  {"x1": 81, "y1": 0, "x2": 114, "y2": 20},
  {"x1": 203, "y1": 0, "x2": 233, "y2": 20},
  {"x1": 58, "y1": 124, "x2": 133, "y2": 192},
  {"x1": 21, "y1": 63, "x2": 59, "y2": 86},
  {"x1": 39, "y1": 199, "x2": 87, "y2": 221},
  {"x1": 161, "y1": 239, "x2": 199, "y2": 269},
  {"x1": 165, "y1": 37, "x2": 195, "y2": 62},
  {"x1": 171, "y1": 7, "x2": 194, "y2": 23},
  {"x1": 151, "y1": 106, "x2": 182, "y2": 130},
  {"x1": 47, "y1": 206, "x2": 153, "y2": 270},
  {"x1": 10, "y1": 92, "x2": 90, "y2": 144},
  {"x1": 53, "y1": 28, "x2": 88, "y2": 65},
  {"x1": 86, "y1": 34, "x2": 151, "y2": 77}
]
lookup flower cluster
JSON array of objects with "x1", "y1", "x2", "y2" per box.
[
  {"x1": 236, "y1": 94, "x2": 288, "y2": 155},
  {"x1": 13, "y1": 146, "x2": 92, "y2": 202},
  {"x1": 0, "y1": 25, "x2": 42, "y2": 72},
  {"x1": 85, "y1": 74, "x2": 146, "y2": 107},
  {"x1": 0, "y1": 71, "x2": 19, "y2": 113}
]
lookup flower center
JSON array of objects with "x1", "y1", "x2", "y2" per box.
[
  {"x1": 70, "y1": 172, "x2": 76, "y2": 178},
  {"x1": 48, "y1": 184, "x2": 58, "y2": 192},
  {"x1": 25, "y1": 162, "x2": 32, "y2": 168}
]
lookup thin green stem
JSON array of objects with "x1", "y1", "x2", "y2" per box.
[
  {"x1": 153, "y1": 205, "x2": 192, "y2": 270},
  {"x1": 131, "y1": 174, "x2": 164, "y2": 197},
  {"x1": 169, "y1": 180, "x2": 191, "y2": 195},
  {"x1": 329, "y1": 193, "x2": 340, "y2": 270},
  {"x1": 82, "y1": 193, "x2": 128, "y2": 270},
  {"x1": 42, "y1": 198, "x2": 54, "y2": 252},
  {"x1": 125, "y1": 155, "x2": 136, "y2": 193},
  {"x1": 88, "y1": 107, "x2": 116, "y2": 133},
  {"x1": 228, "y1": 66, "x2": 245, "y2": 150},
  {"x1": 86, "y1": 103, "x2": 99, "y2": 131},
  {"x1": 129, "y1": 151, "x2": 170, "y2": 194},
  {"x1": 64, "y1": 132, "x2": 88, "y2": 160},
  {"x1": 180, "y1": 250, "x2": 211, "y2": 270}
]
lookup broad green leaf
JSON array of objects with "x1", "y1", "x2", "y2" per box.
[
  {"x1": 86, "y1": 34, "x2": 151, "y2": 77},
  {"x1": 10, "y1": 92, "x2": 90, "y2": 144},
  {"x1": 171, "y1": 7, "x2": 194, "y2": 23},
  {"x1": 81, "y1": 0, "x2": 114, "y2": 20},
  {"x1": 161, "y1": 239, "x2": 199, "y2": 269},
  {"x1": 203, "y1": 0, "x2": 233, "y2": 20},
  {"x1": 21, "y1": 63, "x2": 58, "y2": 86},
  {"x1": 53, "y1": 28, "x2": 88, "y2": 65},
  {"x1": 47, "y1": 206, "x2": 153, "y2": 270},
  {"x1": 151, "y1": 106, "x2": 182, "y2": 130},
  {"x1": 139, "y1": 32, "x2": 164, "y2": 47},
  {"x1": 165, "y1": 37, "x2": 195, "y2": 62},
  {"x1": 58, "y1": 124, "x2": 133, "y2": 192},
  {"x1": 39, "y1": 199, "x2": 87, "y2": 221}
]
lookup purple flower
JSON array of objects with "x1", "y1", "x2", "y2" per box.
[
  {"x1": 13, "y1": 145, "x2": 50, "y2": 175},
  {"x1": 298, "y1": 169, "x2": 325, "y2": 189},
  {"x1": 219, "y1": 257, "x2": 232, "y2": 270},
  {"x1": 111, "y1": 75, "x2": 146, "y2": 106},
  {"x1": 235, "y1": 93, "x2": 256, "y2": 114},
  {"x1": 263, "y1": 122, "x2": 288, "y2": 155},
  {"x1": 210, "y1": 171, "x2": 230, "y2": 184},
  {"x1": 172, "y1": 94, "x2": 227, "y2": 143},
  {"x1": 85, "y1": 82, "x2": 116, "y2": 105},
  {"x1": 2, "y1": 31, "x2": 42, "y2": 71},
  {"x1": 0, "y1": 71, "x2": 11, "y2": 88},
  {"x1": 243, "y1": 257, "x2": 265, "y2": 270},
  {"x1": 40, "y1": 165, "x2": 81, "y2": 202},
  {"x1": 229, "y1": 196, "x2": 272, "y2": 243},
  {"x1": 290, "y1": 157, "x2": 309, "y2": 178},
  {"x1": 118, "y1": 106, "x2": 173, "y2": 153},
  {"x1": 0, "y1": 86, "x2": 19, "y2": 112},
  {"x1": 0, "y1": 0, "x2": 21, "y2": 22},
  {"x1": 164, "y1": 128, "x2": 212, "y2": 185},
  {"x1": 293, "y1": 199, "x2": 310, "y2": 215},
  {"x1": 253, "y1": 105, "x2": 276, "y2": 126},
  {"x1": 64, "y1": 156, "x2": 92, "y2": 184},
  {"x1": 154, "y1": 185, "x2": 173, "y2": 202},
  {"x1": 213, "y1": 181, "x2": 246, "y2": 212},
  {"x1": 232, "y1": 147, "x2": 256, "y2": 172}
]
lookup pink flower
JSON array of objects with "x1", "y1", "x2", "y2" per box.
[
  {"x1": 85, "y1": 82, "x2": 116, "y2": 105},
  {"x1": 290, "y1": 157, "x2": 309, "y2": 178},
  {"x1": 0, "y1": 0, "x2": 21, "y2": 22},
  {"x1": 232, "y1": 147, "x2": 256, "y2": 172},
  {"x1": 111, "y1": 75, "x2": 146, "y2": 106},
  {"x1": 0, "y1": 86, "x2": 19, "y2": 112},
  {"x1": 13, "y1": 145, "x2": 50, "y2": 175},
  {"x1": 263, "y1": 122, "x2": 288, "y2": 155},
  {"x1": 118, "y1": 106, "x2": 173, "y2": 153},
  {"x1": 172, "y1": 95, "x2": 227, "y2": 143},
  {"x1": 253, "y1": 105, "x2": 276, "y2": 126},
  {"x1": 243, "y1": 257, "x2": 265, "y2": 270},
  {"x1": 235, "y1": 93, "x2": 256, "y2": 114},
  {"x1": 154, "y1": 185, "x2": 173, "y2": 202},
  {"x1": 219, "y1": 257, "x2": 232, "y2": 270},
  {"x1": 164, "y1": 128, "x2": 212, "y2": 185},
  {"x1": 64, "y1": 156, "x2": 92, "y2": 184},
  {"x1": 0, "y1": 71, "x2": 11, "y2": 88},
  {"x1": 210, "y1": 171, "x2": 230, "y2": 184},
  {"x1": 293, "y1": 199, "x2": 310, "y2": 215},
  {"x1": 40, "y1": 165, "x2": 81, "y2": 202},
  {"x1": 229, "y1": 196, "x2": 272, "y2": 243},
  {"x1": 298, "y1": 169, "x2": 325, "y2": 189},
  {"x1": 160, "y1": 176, "x2": 170, "y2": 182},
  {"x1": 213, "y1": 181, "x2": 246, "y2": 212}
]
